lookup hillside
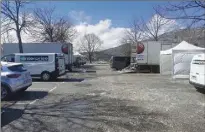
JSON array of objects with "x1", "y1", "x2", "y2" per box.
[
  {"x1": 94, "y1": 44, "x2": 131, "y2": 61},
  {"x1": 157, "y1": 28, "x2": 205, "y2": 48}
]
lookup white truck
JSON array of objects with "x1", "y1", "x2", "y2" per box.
[
  {"x1": 2, "y1": 42, "x2": 73, "y2": 71},
  {"x1": 134, "y1": 41, "x2": 175, "y2": 73}
]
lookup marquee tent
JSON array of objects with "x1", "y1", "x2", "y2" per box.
[{"x1": 160, "y1": 41, "x2": 205, "y2": 78}]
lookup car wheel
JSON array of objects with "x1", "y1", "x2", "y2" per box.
[
  {"x1": 41, "y1": 72, "x2": 51, "y2": 81},
  {"x1": 1, "y1": 85, "x2": 10, "y2": 100}
]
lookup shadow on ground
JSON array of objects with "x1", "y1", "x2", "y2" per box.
[
  {"x1": 32, "y1": 78, "x2": 85, "y2": 82},
  {"x1": 4, "y1": 92, "x2": 170, "y2": 132},
  {"x1": 4, "y1": 91, "x2": 48, "y2": 101},
  {"x1": 1, "y1": 108, "x2": 24, "y2": 127},
  {"x1": 196, "y1": 88, "x2": 205, "y2": 94}
]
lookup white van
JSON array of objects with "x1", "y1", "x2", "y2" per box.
[
  {"x1": 1, "y1": 53, "x2": 66, "y2": 81},
  {"x1": 2, "y1": 42, "x2": 73, "y2": 71},
  {"x1": 189, "y1": 53, "x2": 205, "y2": 89}
]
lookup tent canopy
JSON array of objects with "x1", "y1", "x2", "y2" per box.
[{"x1": 160, "y1": 41, "x2": 205, "y2": 55}]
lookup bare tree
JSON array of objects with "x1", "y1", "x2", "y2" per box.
[
  {"x1": 123, "y1": 13, "x2": 176, "y2": 43},
  {"x1": 120, "y1": 19, "x2": 144, "y2": 58},
  {"x1": 156, "y1": 0, "x2": 205, "y2": 27},
  {"x1": 1, "y1": 30, "x2": 15, "y2": 43},
  {"x1": 54, "y1": 18, "x2": 77, "y2": 43},
  {"x1": 122, "y1": 19, "x2": 144, "y2": 44},
  {"x1": 79, "y1": 33, "x2": 102, "y2": 63},
  {"x1": 32, "y1": 7, "x2": 77, "y2": 43},
  {"x1": 119, "y1": 41, "x2": 132, "y2": 56},
  {"x1": 139, "y1": 14, "x2": 176, "y2": 41},
  {"x1": 1, "y1": 0, "x2": 31, "y2": 53}
]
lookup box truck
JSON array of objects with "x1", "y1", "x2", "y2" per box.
[
  {"x1": 134, "y1": 41, "x2": 175, "y2": 73},
  {"x1": 2, "y1": 42, "x2": 73, "y2": 71}
]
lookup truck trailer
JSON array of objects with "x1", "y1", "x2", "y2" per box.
[
  {"x1": 2, "y1": 42, "x2": 73, "y2": 71},
  {"x1": 132, "y1": 41, "x2": 176, "y2": 73}
]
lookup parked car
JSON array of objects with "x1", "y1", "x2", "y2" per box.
[
  {"x1": 1, "y1": 53, "x2": 66, "y2": 81},
  {"x1": 189, "y1": 53, "x2": 205, "y2": 90},
  {"x1": 1, "y1": 61, "x2": 32, "y2": 100}
]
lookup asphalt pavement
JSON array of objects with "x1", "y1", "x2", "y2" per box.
[{"x1": 1, "y1": 64, "x2": 205, "y2": 132}]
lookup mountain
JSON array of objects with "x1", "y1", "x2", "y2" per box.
[
  {"x1": 157, "y1": 27, "x2": 205, "y2": 48},
  {"x1": 94, "y1": 43, "x2": 131, "y2": 61}
]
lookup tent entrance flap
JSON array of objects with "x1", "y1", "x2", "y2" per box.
[{"x1": 172, "y1": 50, "x2": 205, "y2": 79}]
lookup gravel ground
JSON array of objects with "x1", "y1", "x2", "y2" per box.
[{"x1": 1, "y1": 64, "x2": 205, "y2": 132}]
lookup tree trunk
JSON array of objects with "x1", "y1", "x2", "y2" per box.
[
  {"x1": 88, "y1": 53, "x2": 92, "y2": 63},
  {"x1": 155, "y1": 36, "x2": 158, "y2": 41},
  {"x1": 16, "y1": 29, "x2": 23, "y2": 53}
]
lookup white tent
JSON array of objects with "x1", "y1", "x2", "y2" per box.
[{"x1": 160, "y1": 41, "x2": 205, "y2": 78}]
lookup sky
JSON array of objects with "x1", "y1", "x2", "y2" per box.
[
  {"x1": 2, "y1": 1, "x2": 183, "y2": 51},
  {"x1": 27, "y1": 1, "x2": 168, "y2": 27}
]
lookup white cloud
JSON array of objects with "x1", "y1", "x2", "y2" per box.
[
  {"x1": 68, "y1": 11, "x2": 128, "y2": 50},
  {"x1": 1, "y1": 13, "x2": 182, "y2": 52},
  {"x1": 69, "y1": 10, "x2": 92, "y2": 24},
  {"x1": 148, "y1": 14, "x2": 182, "y2": 36},
  {"x1": 72, "y1": 15, "x2": 182, "y2": 51},
  {"x1": 73, "y1": 19, "x2": 128, "y2": 50}
]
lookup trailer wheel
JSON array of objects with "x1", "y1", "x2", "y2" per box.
[{"x1": 41, "y1": 72, "x2": 51, "y2": 81}]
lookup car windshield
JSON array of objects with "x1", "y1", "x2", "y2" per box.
[{"x1": 1, "y1": 1, "x2": 205, "y2": 132}]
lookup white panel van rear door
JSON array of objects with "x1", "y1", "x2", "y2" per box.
[{"x1": 56, "y1": 54, "x2": 66, "y2": 75}]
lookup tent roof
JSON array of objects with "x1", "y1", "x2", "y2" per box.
[{"x1": 161, "y1": 41, "x2": 205, "y2": 55}]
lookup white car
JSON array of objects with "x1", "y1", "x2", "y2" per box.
[
  {"x1": 1, "y1": 61, "x2": 32, "y2": 100},
  {"x1": 189, "y1": 53, "x2": 205, "y2": 90}
]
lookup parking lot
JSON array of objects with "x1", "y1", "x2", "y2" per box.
[{"x1": 1, "y1": 64, "x2": 205, "y2": 132}]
